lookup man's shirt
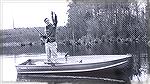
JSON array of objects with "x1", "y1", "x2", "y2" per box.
[{"x1": 45, "y1": 24, "x2": 56, "y2": 43}]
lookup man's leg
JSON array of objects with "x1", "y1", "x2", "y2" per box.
[
  {"x1": 45, "y1": 43, "x2": 52, "y2": 62},
  {"x1": 50, "y1": 42, "x2": 58, "y2": 63}
]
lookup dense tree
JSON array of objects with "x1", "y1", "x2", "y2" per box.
[{"x1": 64, "y1": 0, "x2": 147, "y2": 43}]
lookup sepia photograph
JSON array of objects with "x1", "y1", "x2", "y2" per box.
[{"x1": 0, "y1": 0, "x2": 150, "y2": 84}]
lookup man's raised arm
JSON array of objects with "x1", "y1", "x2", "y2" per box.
[{"x1": 51, "y1": 11, "x2": 58, "y2": 27}]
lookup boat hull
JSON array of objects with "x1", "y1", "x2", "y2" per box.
[
  {"x1": 17, "y1": 57, "x2": 133, "y2": 82},
  {"x1": 16, "y1": 55, "x2": 133, "y2": 79},
  {"x1": 16, "y1": 55, "x2": 133, "y2": 82}
]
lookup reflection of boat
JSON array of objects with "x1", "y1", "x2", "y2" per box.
[
  {"x1": 17, "y1": 74, "x2": 126, "y2": 83},
  {"x1": 16, "y1": 55, "x2": 132, "y2": 78}
]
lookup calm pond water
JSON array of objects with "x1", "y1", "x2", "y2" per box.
[{"x1": 1, "y1": 42, "x2": 150, "y2": 84}]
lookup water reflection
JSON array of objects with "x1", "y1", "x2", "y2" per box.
[
  {"x1": 2, "y1": 41, "x2": 149, "y2": 84},
  {"x1": 17, "y1": 74, "x2": 126, "y2": 84},
  {"x1": 58, "y1": 42, "x2": 147, "y2": 56}
]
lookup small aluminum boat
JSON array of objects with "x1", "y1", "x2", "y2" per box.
[{"x1": 16, "y1": 54, "x2": 132, "y2": 77}]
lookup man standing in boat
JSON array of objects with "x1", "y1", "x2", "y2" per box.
[{"x1": 41, "y1": 11, "x2": 58, "y2": 63}]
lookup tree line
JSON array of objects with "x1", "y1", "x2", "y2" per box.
[{"x1": 57, "y1": 0, "x2": 147, "y2": 45}]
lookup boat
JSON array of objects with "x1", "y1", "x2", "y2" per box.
[{"x1": 16, "y1": 54, "x2": 132, "y2": 78}]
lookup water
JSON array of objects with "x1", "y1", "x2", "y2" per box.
[{"x1": 1, "y1": 42, "x2": 150, "y2": 84}]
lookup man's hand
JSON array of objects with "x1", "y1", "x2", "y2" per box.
[
  {"x1": 51, "y1": 11, "x2": 53, "y2": 16},
  {"x1": 40, "y1": 35, "x2": 46, "y2": 39}
]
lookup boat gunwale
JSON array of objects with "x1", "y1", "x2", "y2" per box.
[
  {"x1": 16, "y1": 56, "x2": 131, "y2": 67},
  {"x1": 16, "y1": 60, "x2": 128, "y2": 73}
]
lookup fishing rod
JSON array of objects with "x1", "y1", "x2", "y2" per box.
[
  {"x1": 34, "y1": 27, "x2": 44, "y2": 36},
  {"x1": 33, "y1": 27, "x2": 46, "y2": 45}
]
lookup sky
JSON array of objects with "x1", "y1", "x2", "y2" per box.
[
  {"x1": 1, "y1": 0, "x2": 147, "y2": 30},
  {"x1": 1, "y1": 0, "x2": 70, "y2": 30}
]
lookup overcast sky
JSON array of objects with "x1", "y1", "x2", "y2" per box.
[
  {"x1": 1, "y1": 0, "x2": 147, "y2": 30},
  {"x1": 1, "y1": 0, "x2": 69, "y2": 30}
]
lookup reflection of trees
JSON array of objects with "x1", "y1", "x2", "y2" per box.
[{"x1": 64, "y1": 0, "x2": 147, "y2": 43}]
